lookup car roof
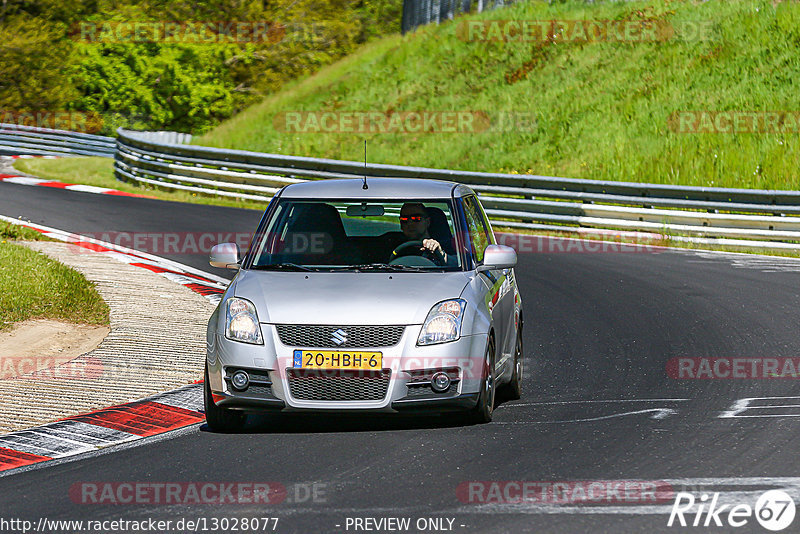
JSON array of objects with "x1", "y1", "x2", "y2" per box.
[{"x1": 279, "y1": 177, "x2": 474, "y2": 200}]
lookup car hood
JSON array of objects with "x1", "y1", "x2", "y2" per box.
[{"x1": 234, "y1": 270, "x2": 472, "y2": 325}]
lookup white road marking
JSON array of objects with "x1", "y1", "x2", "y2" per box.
[
  {"x1": 507, "y1": 399, "x2": 689, "y2": 407},
  {"x1": 65, "y1": 184, "x2": 113, "y2": 194},
  {"x1": 496, "y1": 408, "x2": 679, "y2": 424},
  {"x1": 0, "y1": 423, "x2": 202, "y2": 478},
  {"x1": 0, "y1": 432, "x2": 94, "y2": 457},
  {"x1": 27, "y1": 421, "x2": 139, "y2": 447},
  {"x1": 693, "y1": 251, "x2": 800, "y2": 273},
  {"x1": 151, "y1": 384, "x2": 204, "y2": 412},
  {"x1": 720, "y1": 396, "x2": 800, "y2": 418},
  {"x1": 1, "y1": 176, "x2": 47, "y2": 185},
  {"x1": 499, "y1": 400, "x2": 687, "y2": 423}
]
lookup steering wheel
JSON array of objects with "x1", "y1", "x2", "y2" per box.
[{"x1": 390, "y1": 240, "x2": 446, "y2": 266}]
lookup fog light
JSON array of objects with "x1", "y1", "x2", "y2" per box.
[
  {"x1": 431, "y1": 372, "x2": 451, "y2": 393},
  {"x1": 231, "y1": 370, "x2": 250, "y2": 391}
]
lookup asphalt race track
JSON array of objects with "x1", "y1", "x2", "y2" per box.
[{"x1": 3, "y1": 181, "x2": 800, "y2": 533}]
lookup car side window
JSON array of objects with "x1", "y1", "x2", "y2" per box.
[{"x1": 461, "y1": 195, "x2": 492, "y2": 264}]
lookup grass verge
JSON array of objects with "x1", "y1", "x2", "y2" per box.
[
  {"x1": 12, "y1": 157, "x2": 265, "y2": 211},
  {"x1": 1, "y1": 221, "x2": 52, "y2": 241},
  {"x1": 0, "y1": 233, "x2": 110, "y2": 332}
]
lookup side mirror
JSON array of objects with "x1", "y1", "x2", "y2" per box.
[
  {"x1": 210, "y1": 242, "x2": 241, "y2": 269},
  {"x1": 477, "y1": 244, "x2": 517, "y2": 272}
]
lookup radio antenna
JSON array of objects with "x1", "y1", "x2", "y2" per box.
[{"x1": 362, "y1": 140, "x2": 368, "y2": 190}]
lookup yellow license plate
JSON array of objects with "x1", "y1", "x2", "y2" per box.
[{"x1": 292, "y1": 350, "x2": 382, "y2": 370}]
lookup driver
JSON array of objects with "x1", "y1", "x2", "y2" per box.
[{"x1": 393, "y1": 202, "x2": 450, "y2": 265}]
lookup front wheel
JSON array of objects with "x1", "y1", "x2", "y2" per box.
[
  {"x1": 465, "y1": 337, "x2": 496, "y2": 424},
  {"x1": 204, "y1": 364, "x2": 247, "y2": 433}
]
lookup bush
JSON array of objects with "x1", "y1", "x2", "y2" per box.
[{"x1": 0, "y1": 0, "x2": 404, "y2": 135}]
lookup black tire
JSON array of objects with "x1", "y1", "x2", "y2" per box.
[
  {"x1": 500, "y1": 325, "x2": 523, "y2": 401},
  {"x1": 466, "y1": 337, "x2": 496, "y2": 424},
  {"x1": 204, "y1": 364, "x2": 247, "y2": 433}
]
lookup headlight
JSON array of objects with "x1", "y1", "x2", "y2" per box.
[
  {"x1": 417, "y1": 299, "x2": 466, "y2": 345},
  {"x1": 225, "y1": 297, "x2": 263, "y2": 345}
]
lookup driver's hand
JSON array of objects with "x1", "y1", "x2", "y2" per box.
[{"x1": 422, "y1": 239, "x2": 446, "y2": 261}]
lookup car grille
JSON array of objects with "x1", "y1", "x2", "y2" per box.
[
  {"x1": 224, "y1": 367, "x2": 278, "y2": 399},
  {"x1": 247, "y1": 384, "x2": 277, "y2": 397},
  {"x1": 286, "y1": 369, "x2": 391, "y2": 401},
  {"x1": 275, "y1": 325, "x2": 405, "y2": 348},
  {"x1": 405, "y1": 383, "x2": 457, "y2": 398}
]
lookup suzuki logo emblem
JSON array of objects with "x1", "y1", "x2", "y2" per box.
[{"x1": 331, "y1": 328, "x2": 347, "y2": 346}]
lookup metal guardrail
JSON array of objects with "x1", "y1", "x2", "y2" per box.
[
  {"x1": 114, "y1": 128, "x2": 800, "y2": 250},
  {"x1": 401, "y1": 0, "x2": 511, "y2": 34},
  {"x1": 3, "y1": 123, "x2": 799, "y2": 251},
  {"x1": 0, "y1": 124, "x2": 117, "y2": 157},
  {"x1": 0, "y1": 125, "x2": 192, "y2": 158}
]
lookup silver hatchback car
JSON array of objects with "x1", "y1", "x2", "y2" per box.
[{"x1": 204, "y1": 178, "x2": 523, "y2": 431}]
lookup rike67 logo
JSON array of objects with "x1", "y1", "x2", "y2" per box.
[{"x1": 668, "y1": 490, "x2": 796, "y2": 531}]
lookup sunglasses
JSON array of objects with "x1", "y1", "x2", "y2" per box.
[{"x1": 399, "y1": 215, "x2": 425, "y2": 222}]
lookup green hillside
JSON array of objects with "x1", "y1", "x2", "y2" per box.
[
  {"x1": 198, "y1": 0, "x2": 800, "y2": 190},
  {"x1": 0, "y1": 0, "x2": 402, "y2": 134}
]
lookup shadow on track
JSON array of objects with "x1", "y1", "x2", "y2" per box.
[
  {"x1": 198, "y1": 399, "x2": 520, "y2": 435},
  {"x1": 199, "y1": 413, "x2": 476, "y2": 434}
]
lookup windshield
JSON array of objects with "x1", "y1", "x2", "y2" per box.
[{"x1": 249, "y1": 199, "x2": 463, "y2": 271}]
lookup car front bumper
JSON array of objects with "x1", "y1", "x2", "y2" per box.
[{"x1": 207, "y1": 324, "x2": 488, "y2": 414}]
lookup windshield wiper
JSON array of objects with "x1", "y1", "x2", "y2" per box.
[
  {"x1": 341, "y1": 263, "x2": 427, "y2": 272},
  {"x1": 251, "y1": 263, "x2": 317, "y2": 272}
]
